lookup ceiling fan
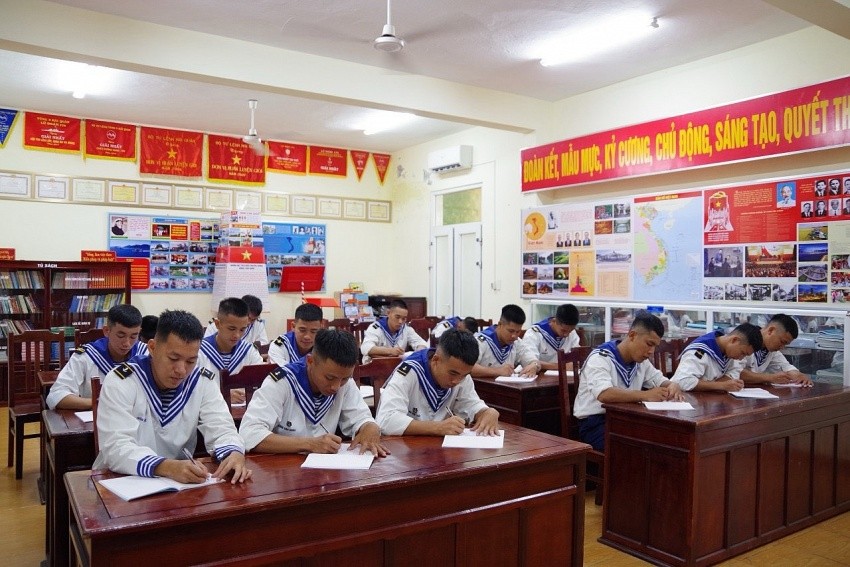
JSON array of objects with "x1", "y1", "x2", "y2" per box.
[
  {"x1": 373, "y1": 0, "x2": 405, "y2": 52},
  {"x1": 242, "y1": 99, "x2": 267, "y2": 155}
]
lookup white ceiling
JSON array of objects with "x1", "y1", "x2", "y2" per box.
[{"x1": 0, "y1": 0, "x2": 845, "y2": 152}]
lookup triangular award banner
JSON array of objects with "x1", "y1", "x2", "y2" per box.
[
  {"x1": 0, "y1": 109, "x2": 19, "y2": 148},
  {"x1": 350, "y1": 150, "x2": 369, "y2": 181},
  {"x1": 372, "y1": 153, "x2": 391, "y2": 185}
]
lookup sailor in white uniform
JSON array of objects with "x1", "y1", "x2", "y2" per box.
[
  {"x1": 672, "y1": 323, "x2": 762, "y2": 392},
  {"x1": 431, "y1": 316, "x2": 478, "y2": 341},
  {"x1": 517, "y1": 303, "x2": 581, "y2": 371},
  {"x1": 267, "y1": 303, "x2": 323, "y2": 366},
  {"x1": 573, "y1": 311, "x2": 682, "y2": 451},
  {"x1": 204, "y1": 294, "x2": 268, "y2": 346},
  {"x1": 47, "y1": 304, "x2": 148, "y2": 410},
  {"x1": 377, "y1": 328, "x2": 498, "y2": 436},
  {"x1": 240, "y1": 329, "x2": 388, "y2": 457},
  {"x1": 93, "y1": 310, "x2": 251, "y2": 484},
  {"x1": 360, "y1": 299, "x2": 427, "y2": 364},
  {"x1": 471, "y1": 304, "x2": 535, "y2": 378},
  {"x1": 734, "y1": 314, "x2": 812, "y2": 386}
]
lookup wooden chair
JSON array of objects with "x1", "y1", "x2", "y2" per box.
[
  {"x1": 327, "y1": 318, "x2": 353, "y2": 331},
  {"x1": 7, "y1": 329, "x2": 67, "y2": 479},
  {"x1": 557, "y1": 347, "x2": 605, "y2": 505},
  {"x1": 91, "y1": 377, "x2": 102, "y2": 453},
  {"x1": 652, "y1": 338, "x2": 684, "y2": 378},
  {"x1": 474, "y1": 318, "x2": 493, "y2": 331},
  {"x1": 408, "y1": 318, "x2": 437, "y2": 342},
  {"x1": 353, "y1": 356, "x2": 403, "y2": 416},
  {"x1": 75, "y1": 327, "x2": 104, "y2": 347},
  {"x1": 252, "y1": 340, "x2": 271, "y2": 361},
  {"x1": 220, "y1": 363, "x2": 277, "y2": 409}
]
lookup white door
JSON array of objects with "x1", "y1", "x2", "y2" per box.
[{"x1": 430, "y1": 223, "x2": 482, "y2": 317}]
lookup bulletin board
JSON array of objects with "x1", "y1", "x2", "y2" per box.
[
  {"x1": 262, "y1": 221, "x2": 327, "y2": 292},
  {"x1": 521, "y1": 169, "x2": 850, "y2": 307}
]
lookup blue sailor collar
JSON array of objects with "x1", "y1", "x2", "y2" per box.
[
  {"x1": 84, "y1": 337, "x2": 148, "y2": 375},
  {"x1": 377, "y1": 317, "x2": 404, "y2": 345},
  {"x1": 478, "y1": 326, "x2": 513, "y2": 365},
  {"x1": 283, "y1": 359, "x2": 335, "y2": 425},
  {"x1": 535, "y1": 319, "x2": 564, "y2": 351},
  {"x1": 592, "y1": 340, "x2": 637, "y2": 387},
  {"x1": 405, "y1": 348, "x2": 451, "y2": 413},
  {"x1": 131, "y1": 355, "x2": 202, "y2": 427},
  {"x1": 199, "y1": 334, "x2": 253, "y2": 372},
  {"x1": 682, "y1": 331, "x2": 729, "y2": 370}
]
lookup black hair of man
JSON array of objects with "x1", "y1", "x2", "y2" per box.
[
  {"x1": 388, "y1": 299, "x2": 408, "y2": 311},
  {"x1": 731, "y1": 322, "x2": 764, "y2": 352},
  {"x1": 140, "y1": 315, "x2": 158, "y2": 342},
  {"x1": 437, "y1": 328, "x2": 480, "y2": 366},
  {"x1": 241, "y1": 294, "x2": 263, "y2": 317},
  {"x1": 769, "y1": 314, "x2": 799, "y2": 339},
  {"x1": 555, "y1": 303, "x2": 580, "y2": 326},
  {"x1": 500, "y1": 304, "x2": 526, "y2": 326},
  {"x1": 630, "y1": 310, "x2": 665, "y2": 338},
  {"x1": 217, "y1": 297, "x2": 249, "y2": 319},
  {"x1": 156, "y1": 310, "x2": 204, "y2": 343},
  {"x1": 107, "y1": 304, "x2": 143, "y2": 328},
  {"x1": 312, "y1": 329, "x2": 358, "y2": 368},
  {"x1": 461, "y1": 317, "x2": 479, "y2": 334},
  {"x1": 294, "y1": 302, "x2": 323, "y2": 322}
]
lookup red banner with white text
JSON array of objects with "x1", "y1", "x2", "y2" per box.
[
  {"x1": 309, "y1": 146, "x2": 347, "y2": 177},
  {"x1": 372, "y1": 153, "x2": 391, "y2": 185},
  {"x1": 140, "y1": 127, "x2": 203, "y2": 177},
  {"x1": 23, "y1": 112, "x2": 81, "y2": 153},
  {"x1": 267, "y1": 141, "x2": 308, "y2": 174},
  {"x1": 350, "y1": 150, "x2": 369, "y2": 181},
  {"x1": 522, "y1": 75, "x2": 850, "y2": 192},
  {"x1": 207, "y1": 134, "x2": 266, "y2": 185},
  {"x1": 85, "y1": 119, "x2": 136, "y2": 161}
]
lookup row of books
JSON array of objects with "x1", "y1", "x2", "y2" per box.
[
  {"x1": 0, "y1": 319, "x2": 35, "y2": 339},
  {"x1": 0, "y1": 270, "x2": 45, "y2": 290},
  {"x1": 67, "y1": 293, "x2": 125, "y2": 313},
  {"x1": 51, "y1": 269, "x2": 127, "y2": 290},
  {"x1": 816, "y1": 329, "x2": 844, "y2": 350},
  {"x1": 0, "y1": 294, "x2": 40, "y2": 315}
]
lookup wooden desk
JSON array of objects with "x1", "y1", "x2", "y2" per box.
[
  {"x1": 67, "y1": 425, "x2": 588, "y2": 566},
  {"x1": 38, "y1": 370, "x2": 60, "y2": 505},
  {"x1": 601, "y1": 384, "x2": 850, "y2": 566},
  {"x1": 43, "y1": 409, "x2": 95, "y2": 567},
  {"x1": 473, "y1": 372, "x2": 562, "y2": 435}
]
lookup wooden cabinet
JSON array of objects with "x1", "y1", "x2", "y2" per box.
[
  {"x1": 368, "y1": 295, "x2": 428, "y2": 319},
  {"x1": 0, "y1": 260, "x2": 131, "y2": 405}
]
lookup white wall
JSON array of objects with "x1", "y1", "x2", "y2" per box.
[
  {"x1": 390, "y1": 26, "x2": 850, "y2": 321},
  {"x1": 0, "y1": 132, "x2": 395, "y2": 335}
]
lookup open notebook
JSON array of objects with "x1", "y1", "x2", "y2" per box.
[{"x1": 98, "y1": 475, "x2": 222, "y2": 501}]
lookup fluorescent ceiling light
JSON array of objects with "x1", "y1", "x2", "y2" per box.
[
  {"x1": 56, "y1": 62, "x2": 115, "y2": 99},
  {"x1": 538, "y1": 13, "x2": 658, "y2": 67},
  {"x1": 359, "y1": 110, "x2": 417, "y2": 136}
]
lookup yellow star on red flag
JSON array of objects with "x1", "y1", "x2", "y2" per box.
[{"x1": 241, "y1": 250, "x2": 252, "y2": 261}]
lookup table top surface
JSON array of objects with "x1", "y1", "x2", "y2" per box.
[
  {"x1": 603, "y1": 382, "x2": 850, "y2": 428},
  {"x1": 67, "y1": 423, "x2": 587, "y2": 535},
  {"x1": 38, "y1": 369, "x2": 59, "y2": 387},
  {"x1": 43, "y1": 409, "x2": 94, "y2": 438}
]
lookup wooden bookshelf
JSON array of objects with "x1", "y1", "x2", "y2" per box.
[{"x1": 0, "y1": 260, "x2": 131, "y2": 405}]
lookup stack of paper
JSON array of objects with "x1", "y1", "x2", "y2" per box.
[
  {"x1": 730, "y1": 388, "x2": 779, "y2": 399},
  {"x1": 99, "y1": 475, "x2": 222, "y2": 501},
  {"x1": 74, "y1": 411, "x2": 94, "y2": 423},
  {"x1": 816, "y1": 329, "x2": 843, "y2": 350},
  {"x1": 495, "y1": 376, "x2": 536, "y2": 383},
  {"x1": 442, "y1": 429, "x2": 505, "y2": 449},
  {"x1": 642, "y1": 401, "x2": 694, "y2": 410},
  {"x1": 301, "y1": 443, "x2": 375, "y2": 470}
]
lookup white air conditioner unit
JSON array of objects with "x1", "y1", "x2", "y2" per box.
[{"x1": 427, "y1": 145, "x2": 473, "y2": 173}]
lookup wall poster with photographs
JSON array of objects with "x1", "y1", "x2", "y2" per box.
[
  {"x1": 262, "y1": 221, "x2": 327, "y2": 292},
  {"x1": 521, "y1": 169, "x2": 850, "y2": 307},
  {"x1": 108, "y1": 213, "x2": 219, "y2": 292}
]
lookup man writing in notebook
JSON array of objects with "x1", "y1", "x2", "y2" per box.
[
  {"x1": 47, "y1": 304, "x2": 148, "y2": 410},
  {"x1": 360, "y1": 299, "x2": 428, "y2": 363},
  {"x1": 471, "y1": 304, "x2": 536, "y2": 377},
  {"x1": 93, "y1": 310, "x2": 251, "y2": 484},
  {"x1": 197, "y1": 297, "x2": 264, "y2": 404},
  {"x1": 239, "y1": 329, "x2": 388, "y2": 456},
  {"x1": 376, "y1": 328, "x2": 499, "y2": 436},
  {"x1": 517, "y1": 303, "x2": 581, "y2": 371},
  {"x1": 268, "y1": 302, "x2": 323, "y2": 366},
  {"x1": 734, "y1": 314, "x2": 812, "y2": 387},
  {"x1": 671, "y1": 322, "x2": 763, "y2": 392},
  {"x1": 573, "y1": 311, "x2": 683, "y2": 452}
]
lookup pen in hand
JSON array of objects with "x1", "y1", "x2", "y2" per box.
[{"x1": 181, "y1": 448, "x2": 209, "y2": 478}]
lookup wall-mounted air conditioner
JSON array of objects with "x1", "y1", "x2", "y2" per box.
[{"x1": 427, "y1": 145, "x2": 473, "y2": 173}]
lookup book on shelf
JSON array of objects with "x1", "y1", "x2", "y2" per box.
[
  {"x1": 52, "y1": 268, "x2": 126, "y2": 290},
  {"x1": 0, "y1": 270, "x2": 45, "y2": 290},
  {"x1": 0, "y1": 319, "x2": 35, "y2": 338},
  {"x1": 0, "y1": 294, "x2": 40, "y2": 315},
  {"x1": 68, "y1": 292, "x2": 125, "y2": 313}
]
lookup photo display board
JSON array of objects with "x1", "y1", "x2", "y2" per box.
[
  {"x1": 262, "y1": 221, "x2": 326, "y2": 292},
  {"x1": 521, "y1": 170, "x2": 850, "y2": 306}
]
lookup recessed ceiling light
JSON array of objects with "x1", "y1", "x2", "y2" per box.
[
  {"x1": 359, "y1": 110, "x2": 417, "y2": 136},
  {"x1": 538, "y1": 14, "x2": 659, "y2": 67}
]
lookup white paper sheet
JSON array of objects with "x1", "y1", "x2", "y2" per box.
[
  {"x1": 442, "y1": 428, "x2": 505, "y2": 449},
  {"x1": 729, "y1": 388, "x2": 779, "y2": 399},
  {"x1": 99, "y1": 475, "x2": 221, "y2": 501},
  {"x1": 74, "y1": 411, "x2": 94, "y2": 423},
  {"x1": 301, "y1": 444, "x2": 375, "y2": 470},
  {"x1": 770, "y1": 383, "x2": 805, "y2": 388},
  {"x1": 642, "y1": 401, "x2": 695, "y2": 410},
  {"x1": 544, "y1": 369, "x2": 573, "y2": 378},
  {"x1": 494, "y1": 376, "x2": 536, "y2": 383},
  {"x1": 359, "y1": 385, "x2": 374, "y2": 398}
]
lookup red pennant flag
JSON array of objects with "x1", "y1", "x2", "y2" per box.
[
  {"x1": 267, "y1": 141, "x2": 308, "y2": 174},
  {"x1": 24, "y1": 112, "x2": 81, "y2": 153},
  {"x1": 207, "y1": 134, "x2": 266, "y2": 185},
  {"x1": 372, "y1": 153, "x2": 391, "y2": 185},
  {"x1": 309, "y1": 146, "x2": 347, "y2": 177},
  {"x1": 350, "y1": 150, "x2": 369, "y2": 181},
  {"x1": 85, "y1": 119, "x2": 136, "y2": 161},
  {"x1": 140, "y1": 127, "x2": 203, "y2": 177}
]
